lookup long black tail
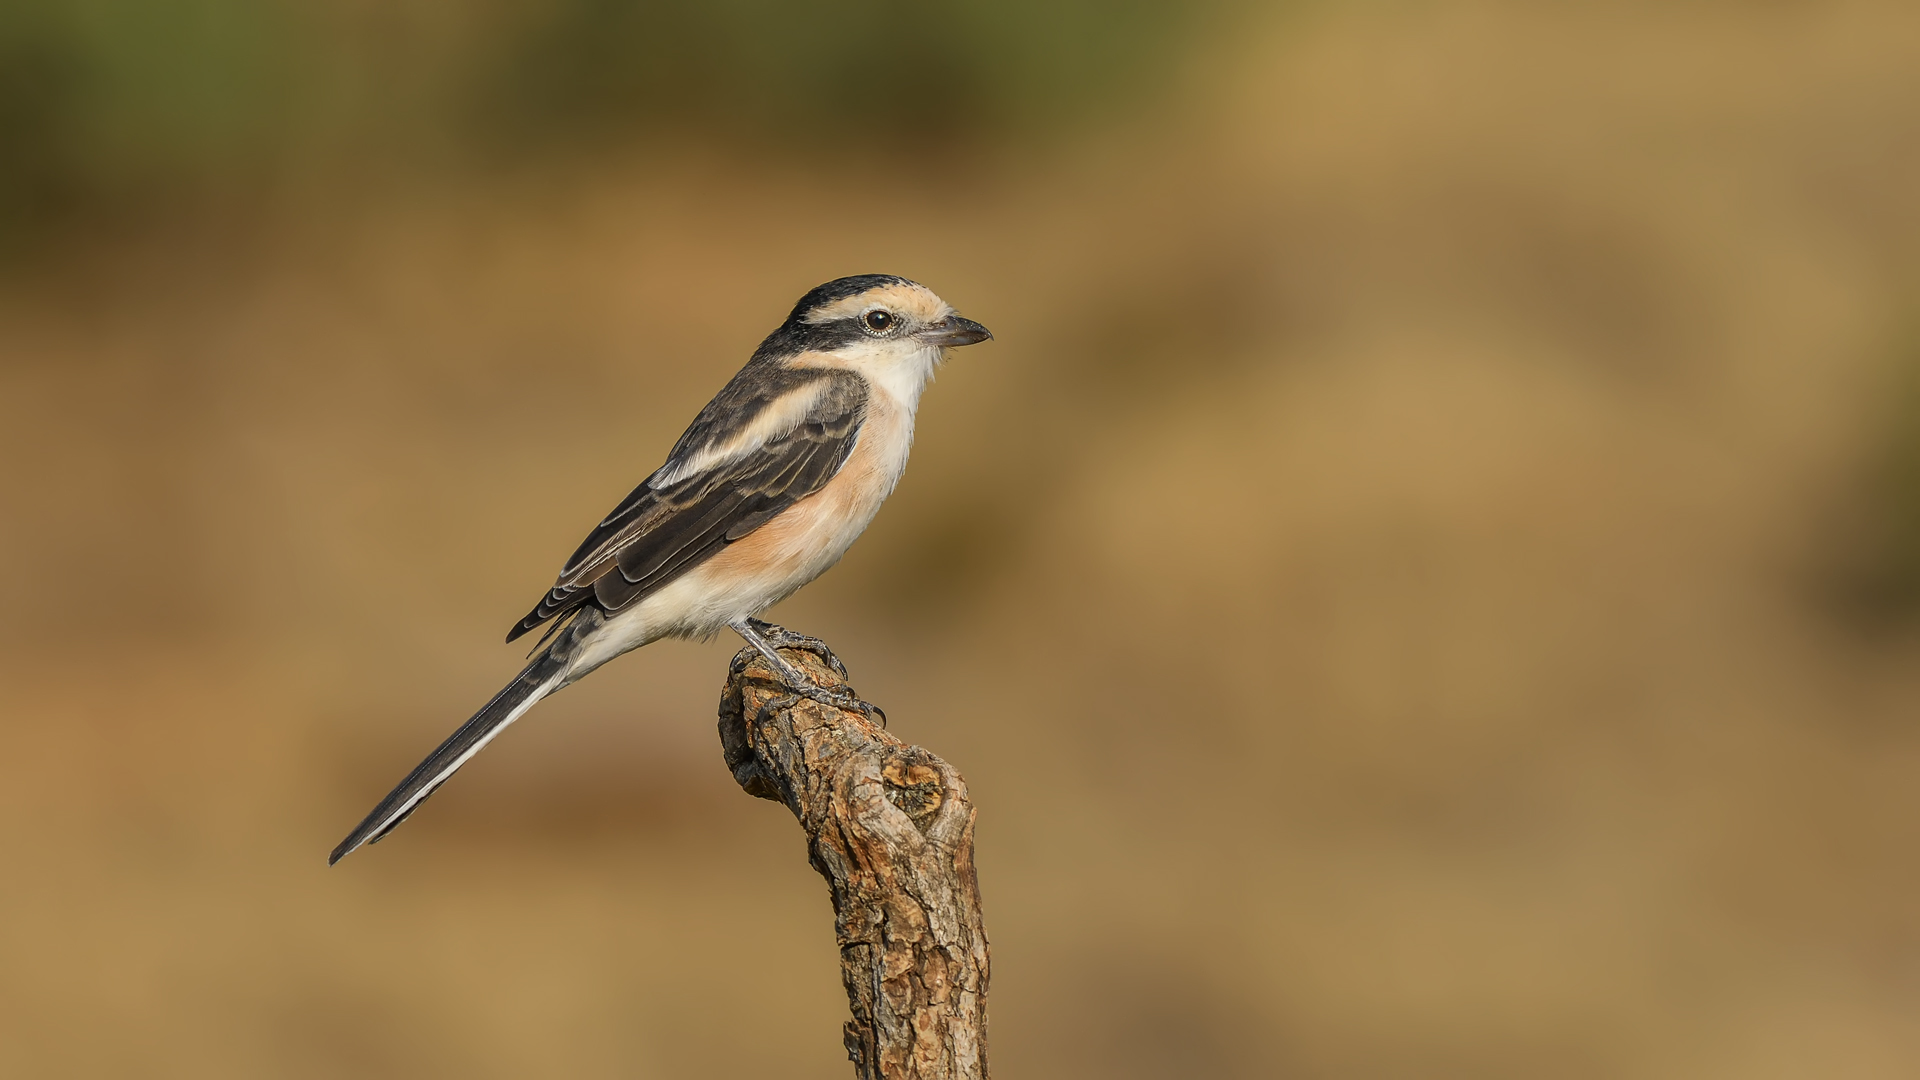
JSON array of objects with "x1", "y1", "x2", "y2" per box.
[{"x1": 329, "y1": 625, "x2": 586, "y2": 865}]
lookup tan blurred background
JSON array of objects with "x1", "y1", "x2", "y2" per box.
[{"x1": 4, "y1": 1, "x2": 1920, "y2": 1076}]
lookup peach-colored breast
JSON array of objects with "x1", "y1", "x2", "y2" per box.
[
  {"x1": 565, "y1": 371, "x2": 922, "y2": 676},
  {"x1": 683, "y1": 386, "x2": 911, "y2": 611}
]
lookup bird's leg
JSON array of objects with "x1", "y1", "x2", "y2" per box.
[
  {"x1": 746, "y1": 619, "x2": 886, "y2": 726},
  {"x1": 728, "y1": 618, "x2": 886, "y2": 727},
  {"x1": 743, "y1": 617, "x2": 849, "y2": 680},
  {"x1": 729, "y1": 618, "x2": 818, "y2": 690}
]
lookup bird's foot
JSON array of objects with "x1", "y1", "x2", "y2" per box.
[
  {"x1": 743, "y1": 618, "x2": 849, "y2": 680},
  {"x1": 786, "y1": 679, "x2": 887, "y2": 728},
  {"x1": 731, "y1": 618, "x2": 885, "y2": 727}
]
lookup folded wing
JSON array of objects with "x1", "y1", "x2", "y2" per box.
[{"x1": 507, "y1": 365, "x2": 867, "y2": 642}]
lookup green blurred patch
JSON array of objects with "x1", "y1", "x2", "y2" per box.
[
  {"x1": 480, "y1": 0, "x2": 1217, "y2": 144},
  {"x1": 1829, "y1": 318, "x2": 1920, "y2": 628},
  {"x1": 0, "y1": 0, "x2": 1225, "y2": 244},
  {"x1": 0, "y1": 0, "x2": 311, "y2": 235},
  {"x1": 1873, "y1": 330, "x2": 1920, "y2": 613}
]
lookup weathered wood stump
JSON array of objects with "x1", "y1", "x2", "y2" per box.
[{"x1": 718, "y1": 630, "x2": 989, "y2": 1080}]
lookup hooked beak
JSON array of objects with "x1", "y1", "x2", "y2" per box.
[{"x1": 917, "y1": 314, "x2": 993, "y2": 348}]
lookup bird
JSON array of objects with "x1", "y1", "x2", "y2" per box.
[{"x1": 329, "y1": 274, "x2": 991, "y2": 865}]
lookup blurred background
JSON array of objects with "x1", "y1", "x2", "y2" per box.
[{"x1": 3, "y1": 0, "x2": 1919, "y2": 1076}]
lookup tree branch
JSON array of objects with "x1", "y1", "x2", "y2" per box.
[{"x1": 718, "y1": 629, "x2": 990, "y2": 1080}]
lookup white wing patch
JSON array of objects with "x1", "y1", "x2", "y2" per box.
[{"x1": 648, "y1": 377, "x2": 833, "y2": 489}]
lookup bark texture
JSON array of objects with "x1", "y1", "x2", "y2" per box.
[{"x1": 718, "y1": 637, "x2": 989, "y2": 1080}]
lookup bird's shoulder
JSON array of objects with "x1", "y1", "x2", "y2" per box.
[
  {"x1": 654, "y1": 357, "x2": 867, "y2": 487},
  {"x1": 553, "y1": 359, "x2": 868, "y2": 582}
]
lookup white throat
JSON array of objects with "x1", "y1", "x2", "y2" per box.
[{"x1": 838, "y1": 341, "x2": 941, "y2": 414}]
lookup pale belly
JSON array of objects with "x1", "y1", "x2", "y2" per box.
[{"x1": 563, "y1": 394, "x2": 913, "y2": 680}]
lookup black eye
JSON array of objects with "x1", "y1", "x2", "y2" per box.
[{"x1": 863, "y1": 310, "x2": 894, "y2": 333}]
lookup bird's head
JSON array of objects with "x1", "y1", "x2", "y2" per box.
[{"x1": 761, "y1": 275, "x2": 992, "y2": 401}]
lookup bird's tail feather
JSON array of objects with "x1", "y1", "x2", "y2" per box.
[{"x1": 329, "y1": 641, "x2": 573, "y2": 865}]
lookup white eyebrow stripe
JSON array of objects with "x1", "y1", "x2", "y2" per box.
[{"x1": 648, "y1": 377, "x2": 834, "y2": 488}]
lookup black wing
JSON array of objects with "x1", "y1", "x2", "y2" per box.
[{"x1": 506, "y1": 365, "x2": 867, "y2": 642}]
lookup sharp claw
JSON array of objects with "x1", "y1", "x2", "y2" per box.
[
  {"x1": 745, "y1": 618, "x2": 850, "y2": 680},
  {"x1": 735, "y1": 618, "x2": 882, "y2": 726},
  {"x1": 751, "y1": 691, "x2": 802, "y2": 731},
  {"x1": 780, "y1": 676, "x2": 888, "y2": 728}
]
